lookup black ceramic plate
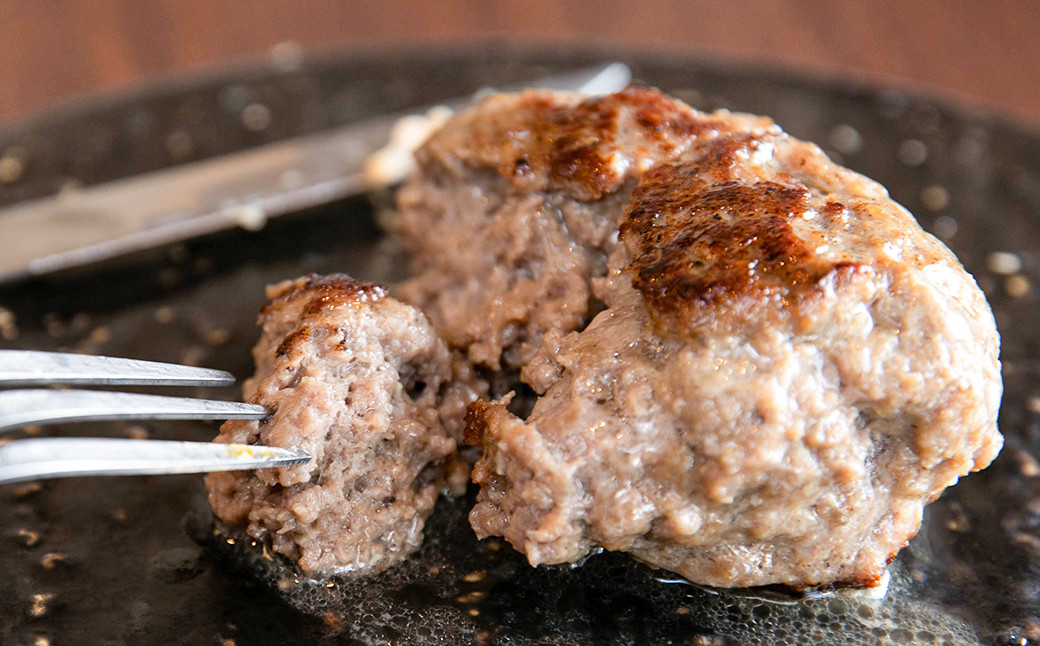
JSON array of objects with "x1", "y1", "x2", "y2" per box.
[{"x1": 1, "y1": 47, "x2": 1038, "y2": 646}]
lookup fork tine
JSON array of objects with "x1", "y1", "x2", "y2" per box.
[
  {"x1": 0, "y1": 389, "x2": 268, "y2": 433},
  {"x1": 0, "y1": 350, "x2": 237, "y2": 386},
  {"x1": 0, "y1": 438, "x2": 310, "y2": 485}
]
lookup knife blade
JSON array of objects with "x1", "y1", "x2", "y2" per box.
[{"x1": 0, "y1": 62, "x2": 630, "y2": 283}]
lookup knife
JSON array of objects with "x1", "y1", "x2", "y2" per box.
[{"x1": 0, "y1": 62, "x2": 631, "y2": 283}]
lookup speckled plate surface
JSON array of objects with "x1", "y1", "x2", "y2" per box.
[{"x1": 1, "y1": 46, "x2": 1038, "y2": 645}]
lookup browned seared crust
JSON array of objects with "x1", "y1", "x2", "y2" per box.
[
  {"x1": 264, "y1": 274, "x2": 388, "y2": 357},
  {"x1": 261, "y1": 273, "x2": 387, "y2": 316},
  {"x1": 625, "y1": 168, "x2": 831, "y2": 309},
  {"x1": 620, "y1": 131, "x2": 958, "y2": 338},
  {"x1": 206, "y1": 273, "x2": 459, "y2": 576},
  {"x1": 418, "y1": 86, "x2": 764, "y2": 201}
]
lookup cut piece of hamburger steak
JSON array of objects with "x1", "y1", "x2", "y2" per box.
[
  {"x1": 396, "y1": 87, "x2": 1002, "y2": 589},
  {"x1": 205, "y1": 274, "x2": 472, "y2": 577}
]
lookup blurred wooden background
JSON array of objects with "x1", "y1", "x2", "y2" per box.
[{"x1": 1, "y1": 0, "x2": 1038, "y2": 127}]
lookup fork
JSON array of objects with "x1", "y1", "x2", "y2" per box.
[{"x1": 0, "y1": 350, "x2": 310, "y2": 485}]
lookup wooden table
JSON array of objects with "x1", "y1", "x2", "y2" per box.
[{"x1": 1, "y1": 0, "x2": 1038, "y2": 128}]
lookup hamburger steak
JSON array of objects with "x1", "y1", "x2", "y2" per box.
[
  {"x1": 399, "y1": 88, "x2": 1001, "y2": 588},
  {"x1": 205, "y1": 274, "x2": 463, "y2": 576}
]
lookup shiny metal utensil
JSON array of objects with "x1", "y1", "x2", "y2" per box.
[
  {"x1": 0, "y1": 438, "x2": 306, "y2": 485},
  {"x1": 0, "y1": 350, "x2": 309, "y2": 484},
  {"x1": 0, "y1": 62, "x2": 631, "y2": 283}
]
